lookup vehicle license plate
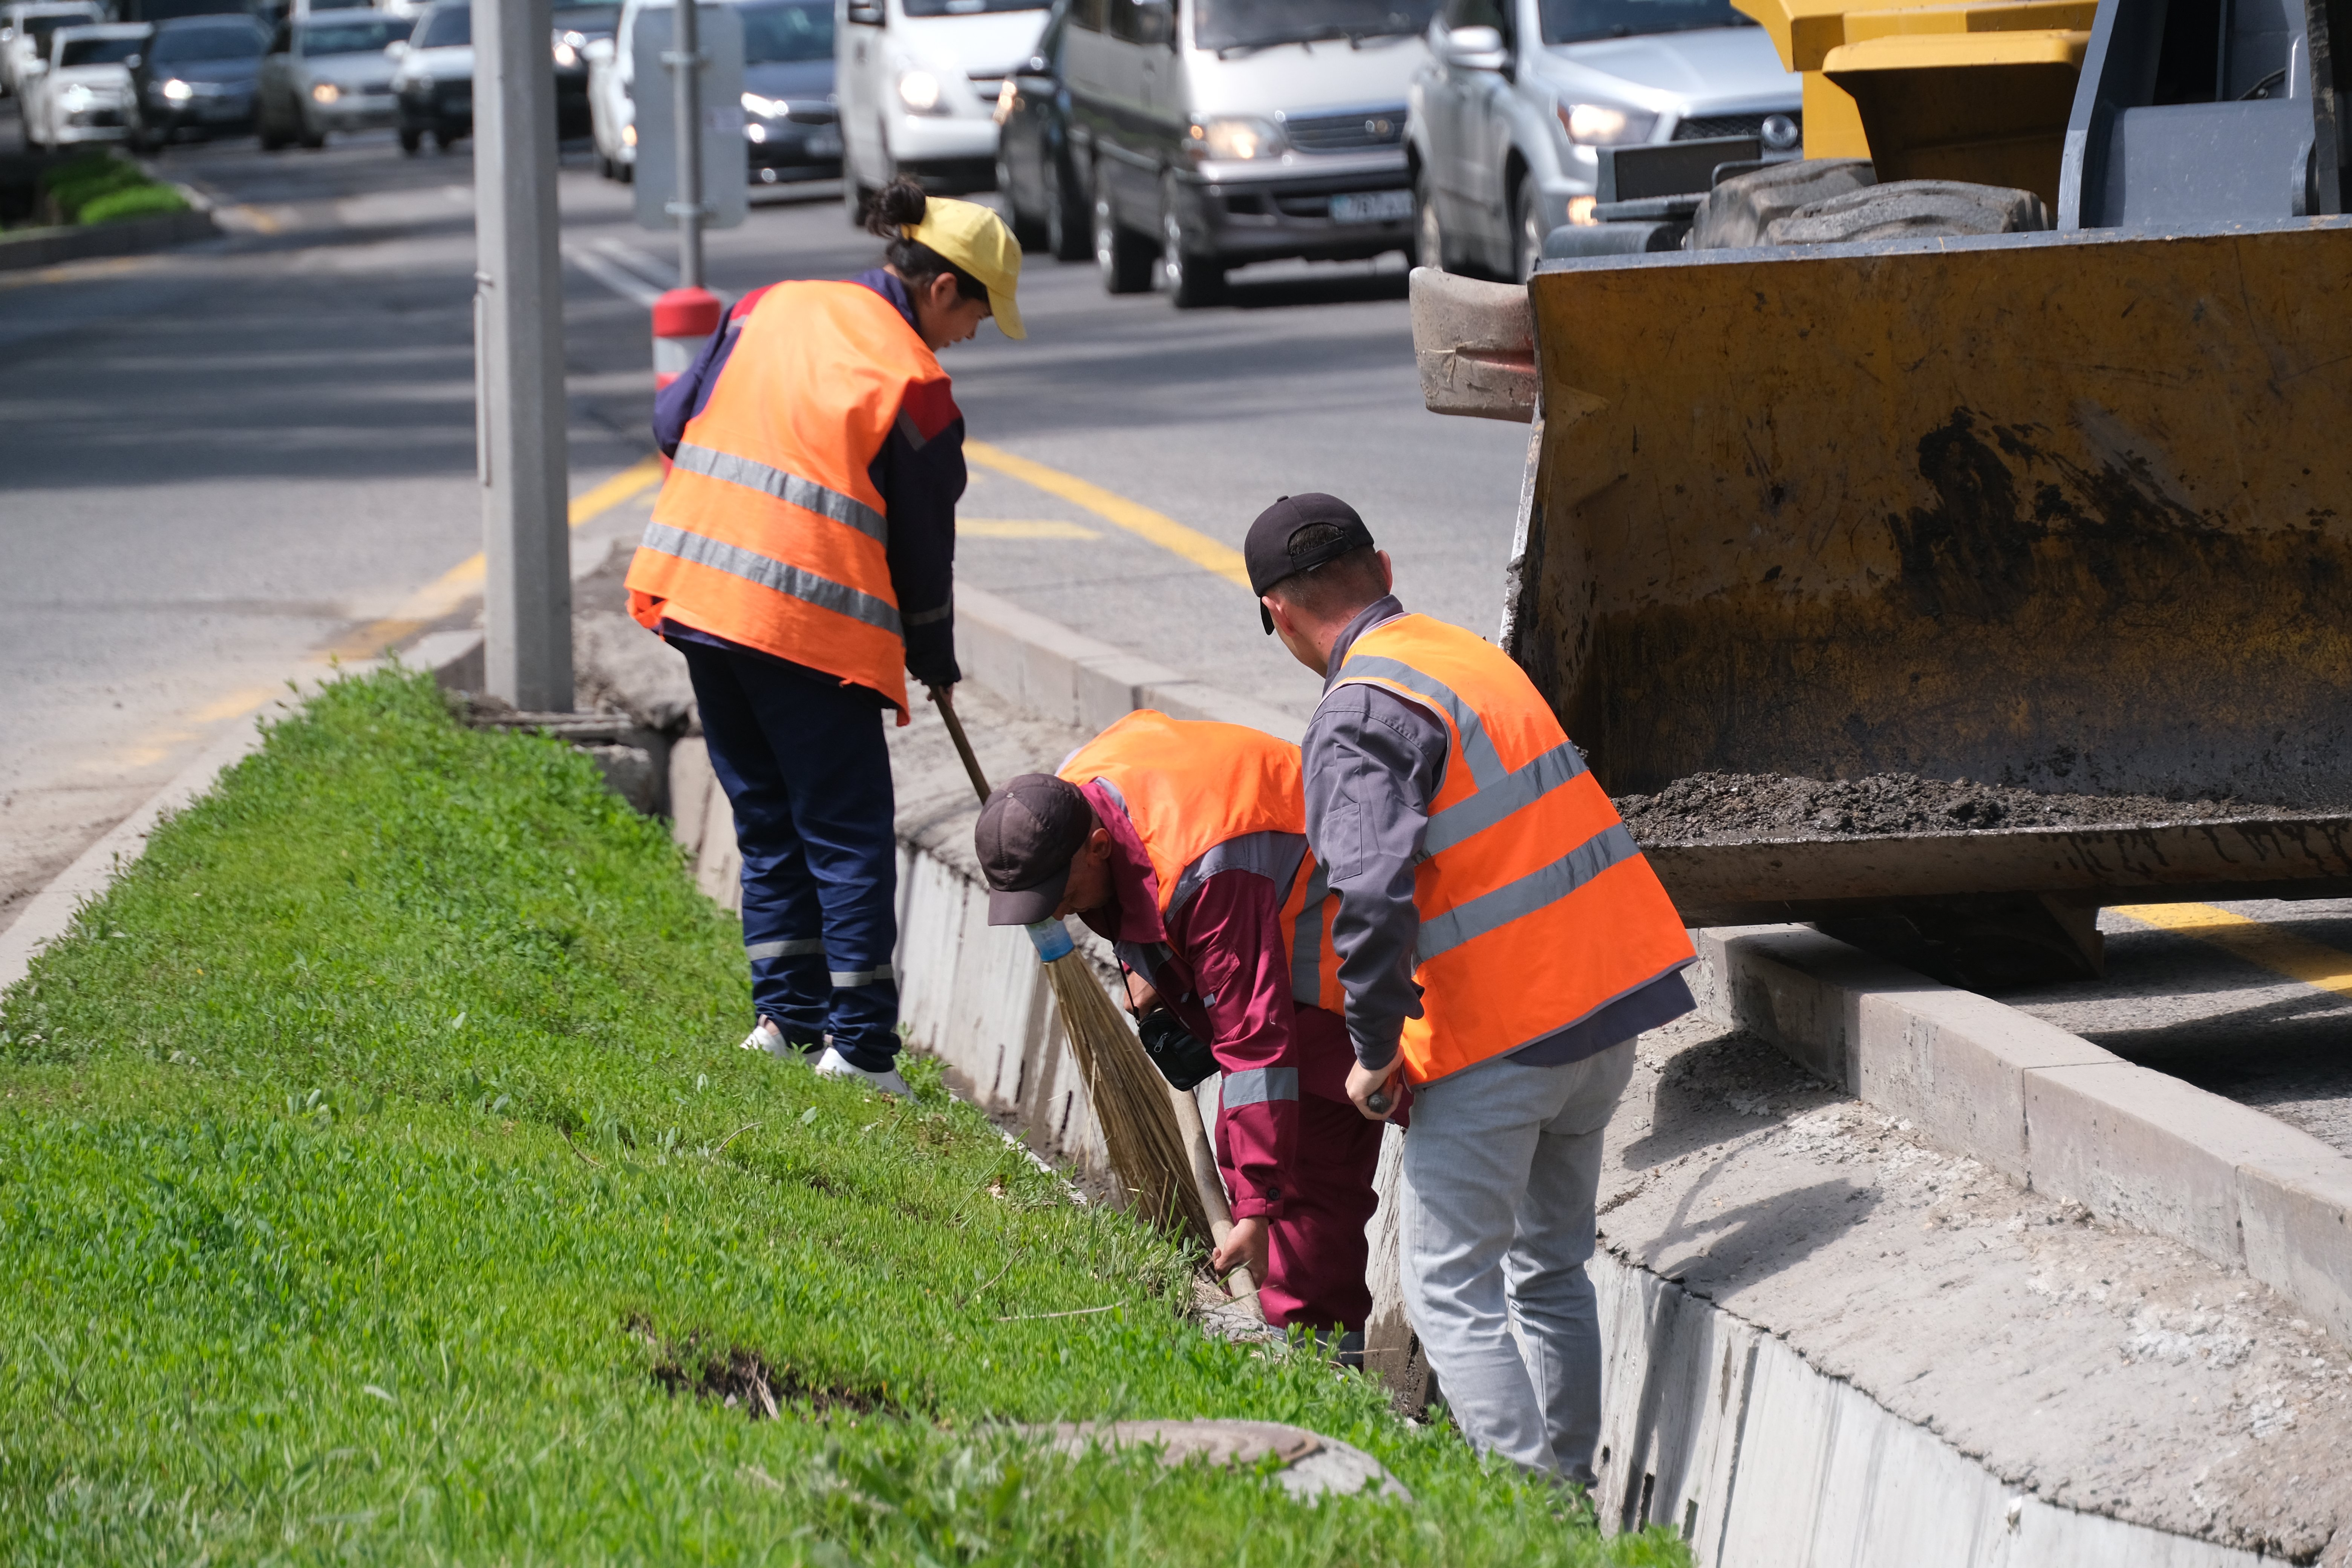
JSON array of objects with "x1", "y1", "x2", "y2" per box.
[{"x1": 1328, "y1": 189, "x2": 1413, "y2": 223}]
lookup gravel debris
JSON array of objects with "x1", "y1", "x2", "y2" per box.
[{"x1": 1613, "y1": 770, "x2": 2310, "y2": 845}]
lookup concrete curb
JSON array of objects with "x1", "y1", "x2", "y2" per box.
[
  {"x1": 957, "y1": 585, "x2": 1305, "y2": 743},
  {"x1": 0, "y1": 206, "x2": 219, "y2": 272},
  {"x1": 1695, "y1": 924, "x2": 2352, "y2": 1346}
]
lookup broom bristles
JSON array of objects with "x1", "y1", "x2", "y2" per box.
[{"x1": 1044, "y1": 952, "x2": 1214, "y2": 1247}]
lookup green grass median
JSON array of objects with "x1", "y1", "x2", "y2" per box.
[{"x1": 0, "y1": 671, "x2": 1683, "y2": 1566}]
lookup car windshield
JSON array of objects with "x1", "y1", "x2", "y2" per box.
[
  {"x1": 1539, "y1": 0, "x2": 1750, "y2": 43},
  {"x1": 152, "y1": 21, "x2": 262, "y2": 60},
  {"x1": 25, "y1": 13, "x2": 98, "y2": 52},
  {"x1": 551, "y1": 2, "x2": 617, "y2": 34},
  {"x1": 415, "y1": 3, "x2": 466, "y2": 46},
  {"x1": 740, "y1": 0, "x2": 829, "y2": 61},
  {"x1": 900, "y1": 0, "x2": 1047, "y2": 16},
  {"x1": 59, "y1": 32, "x2": 141, "y2": 64},
  {"x1": 1194, "y1": 0, "x2": 1438, "y2": 52},
  {"x1": 299, "y1": 14, "x2": 407, "y2": 52}
]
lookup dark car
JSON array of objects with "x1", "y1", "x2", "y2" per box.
[
  {"x1": 126, "y1": 11, "x2": 265, "y2": 148},
  {"x1": 390, "y1": 0, "x2": 464, "y2": 150},
  {"x1": 550, "y1": 0, "x2": 616, "y2": 139},
  {"x1": 993, "y1": 0, "x2": 1084, "y2": 259},
  {"x1": 736, "y1": 0, "x2": 838, "y2": 185}
]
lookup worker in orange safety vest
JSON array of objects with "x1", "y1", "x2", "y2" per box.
[
  {"x1": 1251, "y1": 493, "x2": 1698, "y2": 1484},
  {"x1": 626, "y1": 179, "x2": 1024, "y2": 1096},
  {"x1": 972, "y1": 711, "x2": 1395, "y2": 1352}
]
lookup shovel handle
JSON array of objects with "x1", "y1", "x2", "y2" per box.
[{"x1": 930, "y1": 685, "x2": 992, "y2": 804}]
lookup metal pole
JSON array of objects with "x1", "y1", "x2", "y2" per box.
[
  {"x1": 670, "y1": 0, "x2": 705, "y2": 287},
  {"x1": 475, "y1": 0, "x2": 573, "y2": 711}
]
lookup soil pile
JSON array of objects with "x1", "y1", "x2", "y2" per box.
[{"x1": 1617, "y1": 771, "x2": 2271, "y2": 845}]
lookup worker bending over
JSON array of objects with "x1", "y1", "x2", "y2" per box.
[
  {"x1": 973, "y1": 712, "x2": 1388, "y2": 1344},
  {"x1": 1251, "y1": 493, "x2": 1697, "y2": 1483},
  {"x1": 626, "y1": 180, "x2": 1023, "y2": 1095}
]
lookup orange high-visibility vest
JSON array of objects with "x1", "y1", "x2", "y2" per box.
[
  {"x1": 1326, "y1": 614, "x2": 1694, "y2": 1085},
  {"x1": 625, "y1": 280, "x2": 951, "y2": 716},
  {"x1": 1058, "y1": 710, "x2": 1343, "y2": 1014}
]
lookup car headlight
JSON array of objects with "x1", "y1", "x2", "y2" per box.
[
  {"x1": 60, "y1": 83, "x2": 93, "y2": 111},
  {"x1": 160, "y1": 77, "x2": 193, "y2": 102},
  {"x1": 896, "y1": 67, "x2": 943, "y2": 113},
  {"x1": 741, "y1": 90, "x2": 783, "y2": 118},
  {"x1": 553, "y1": 41, "x2": 577, "y2": 66},
  {"x1": 1187, "y1": 115, "x2": 1279, "y2": 161},
  {"x1": 312, "y1": 81, "x2": 340, "y2": 104},
  {"x1": 622, "y1": 121, "x2": 635, "y2": 145},
  {"x1": 1555, "y1": 101, "x2": 1656, "y2": 145}
]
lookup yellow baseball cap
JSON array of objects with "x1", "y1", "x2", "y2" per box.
[{"x1": 903, "y1": 197, "x2": 1025, "y2": 340}]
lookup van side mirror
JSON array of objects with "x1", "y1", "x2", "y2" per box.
[
  {"x1": 1133, "y1": 0, "x2": 1171, "y2": 45},
  {"x1": 582, "y1": 34, "x2": 613, "y2": 62},
  {"x1": 124, "y1": 51, "x2": 141, "y2": 67},
  {"x1": 846, "y1": 0, "x2": 884, "y2": 22},
  {"x1": 1438, "y1": 24, "x2": 1508, "y2": 71}
]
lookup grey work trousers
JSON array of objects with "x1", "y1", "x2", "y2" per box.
[{"x1": 1399, "y1": 1038, "x2": 1635, "y2": 1481}]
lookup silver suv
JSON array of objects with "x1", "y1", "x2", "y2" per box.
[{"x1": 1411, "y1": 0, "x2": 1798, "y2": 278}]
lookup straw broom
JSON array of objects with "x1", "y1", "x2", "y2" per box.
[{"x1": 928, "y1": 688, "x2": 1228, "y2": 1258}]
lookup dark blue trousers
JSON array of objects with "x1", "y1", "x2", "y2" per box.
[{"x1": 678, "y1": 639, "x2": 900, "y2": 1068}]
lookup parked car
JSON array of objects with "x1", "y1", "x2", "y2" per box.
[
  {"x1": 256, "y1": 8, "x2": 406, "y2": 148},
  {"x1": 23, "y1": 21, "x2": 148, "y2": 149},
  {"x1": 1411, "y1": 0, "x2": 1799, "y2": 279},
  {"x1": 738, "y1": 0, "x2": 838, "y2": 184},
  {"x1": 391, "y1": 0, "x2": 466, "y2": 150},
  {"x1": 551, "y1": 0, "x2": 619, "y2": 138},
  {"x1": 992, "y1": 0, "x2": 1086, "y2": 258},
  {"x1": 1069, "y1": 0, "x2": 1437, "y2": 305},
  {"x1": 836, "y1": 0, "x2": 1048, "y2": 204},
  {"x1": 127, "y1": 11, "x2": 267, "y2": 149},
  {"x1": 1, "y1": 0, "x2": 100, "y2": 99},
  {"x1": 115, "y1": 0, "x2": 266, "y2": 24}
]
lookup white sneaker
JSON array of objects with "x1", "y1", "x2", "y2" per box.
[
  {"x1": 813, "y1": 1044, "x2": 912, "y2": 1098},
  {"x1": 740, "y1": 1019, "x2": 785, "y2": 1054}
]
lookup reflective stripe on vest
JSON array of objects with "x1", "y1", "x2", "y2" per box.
[
  {"x1": 624, "y1": 280, "x2": 952, "y2": 716},
  {"x1": 1326, "y1": 614, "x2": 1694, "y2": 1085},
  {"x1": 1059, "y1": 711, "x2": 1332, "y2": 1008}
]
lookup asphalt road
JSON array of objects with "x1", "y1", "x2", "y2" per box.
[{"x1": 0, "y1": 110, "x2": 1525, "y2": 937}]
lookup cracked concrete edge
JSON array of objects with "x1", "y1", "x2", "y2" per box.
[{"x1": 1694, "y1": 924, "x2": 2352, "y2": 1348}]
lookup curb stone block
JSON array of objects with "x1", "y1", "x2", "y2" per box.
[
  {"x1": 2020, "y1": 1063, "x2": 2314, "y2": 1267},
  {"x1": 1855, "y1": 989, "x2": 2115, "y2": 1182},
  {"x1": 2237, "y1": 1155, "x2": 2352, "y2": 1345}
]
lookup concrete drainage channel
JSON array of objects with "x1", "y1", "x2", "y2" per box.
[{"x1": 15, "y1": 540, "x2": 2352, "y2": 1559}]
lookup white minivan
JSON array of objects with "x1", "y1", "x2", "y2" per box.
[{"x1": 836, "y1": 0, "x2": 1049, "y2": 206}]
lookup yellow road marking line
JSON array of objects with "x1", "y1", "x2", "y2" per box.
[
  {"x1": 326, "y1": 455, "x2": 666, "y2": 660},
  {"x1": 107, "y1": 684, "x2": 283, "y2": 771},
  {"x1": 964, "y1": 440, "x2": 1250, "y2": 589},
  {"x1": 2111, "y1": 902, "x2": 2352, "y2": 998},
  {"x1": 0, "y1": 254, "x2": 152, "y2": 291},
  {"x1": 959, "y1": 518, "x2": 1102, "y2": 540}
]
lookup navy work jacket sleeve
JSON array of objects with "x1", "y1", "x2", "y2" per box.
[{"x1": 650, "y1": 271, "x2": 963, "y2": 688}]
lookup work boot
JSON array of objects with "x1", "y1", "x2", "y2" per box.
[{"x1": 813, "y1": 1044, "x2": 912, "y2": 1098}]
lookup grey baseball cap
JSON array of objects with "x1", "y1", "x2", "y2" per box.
[{"x1": 975, "y1": 773, "x2": 1096, "y2": 925}]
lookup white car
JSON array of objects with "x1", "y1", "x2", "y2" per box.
[
  {"x1": 23, "y1": 20, "x2": 145, "y2": 149},
  {"x1": 0, "y1": 0, "x2": 98, "y2": 99},
  {"x1": 835, "y1": 0, "x2": 1047, "y2": 208}
]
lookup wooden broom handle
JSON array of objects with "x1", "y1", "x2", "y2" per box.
[{"x1": 929, "y1": 685, "x2": 992, "y2": 803}]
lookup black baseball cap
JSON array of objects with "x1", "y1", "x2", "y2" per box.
[
  {"x1": 975, "y1": 773, "x2": 1098, "y2": 925},
  {"x1": 1244, "y1": 494, "x2": 1377, "y2": 633}
]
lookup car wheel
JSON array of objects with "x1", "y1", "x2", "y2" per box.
[
  {"x1": 1160, "y1": 174, "x2": 1223, "y2": 308},
  {"x1": 1044, "y1": 155, "x2": 1088, "y2": 263},
  {"x1": 299, "y1": 109, "x2": 326, "y2": 150},
  {"x1": 1092, "y1": 165, "x2": 1154, "y2": 295},
  {"x1": 1415, "y1": 166, "x2": 1445, "y2": 272},
  {"x1": 259, "y1": 109, "x2": 288, "y2": 152},
  {"x1": 1512, "y1": 176, "x2": 1545, "y2": 282},
  {"x1": 399, "y1": 125, "x2": 423, "y2": 155},
  {"x1": 1000, "y1": 157, "x2": 1048, "y2": 250},
  {"x1": 844, "y1": 173, "x2": 870, "y2": 225}
]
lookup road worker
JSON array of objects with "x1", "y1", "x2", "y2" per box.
[
  {"x1": 972, "y1": 712, "x2": 1391, "y2": 1348},
  {"x1": 1251, "y1": 493, "x2": 1698, "y2": 1482},
  {"x1": 626, "y1": 178, "x2": 1023, "y2": 1096}
]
